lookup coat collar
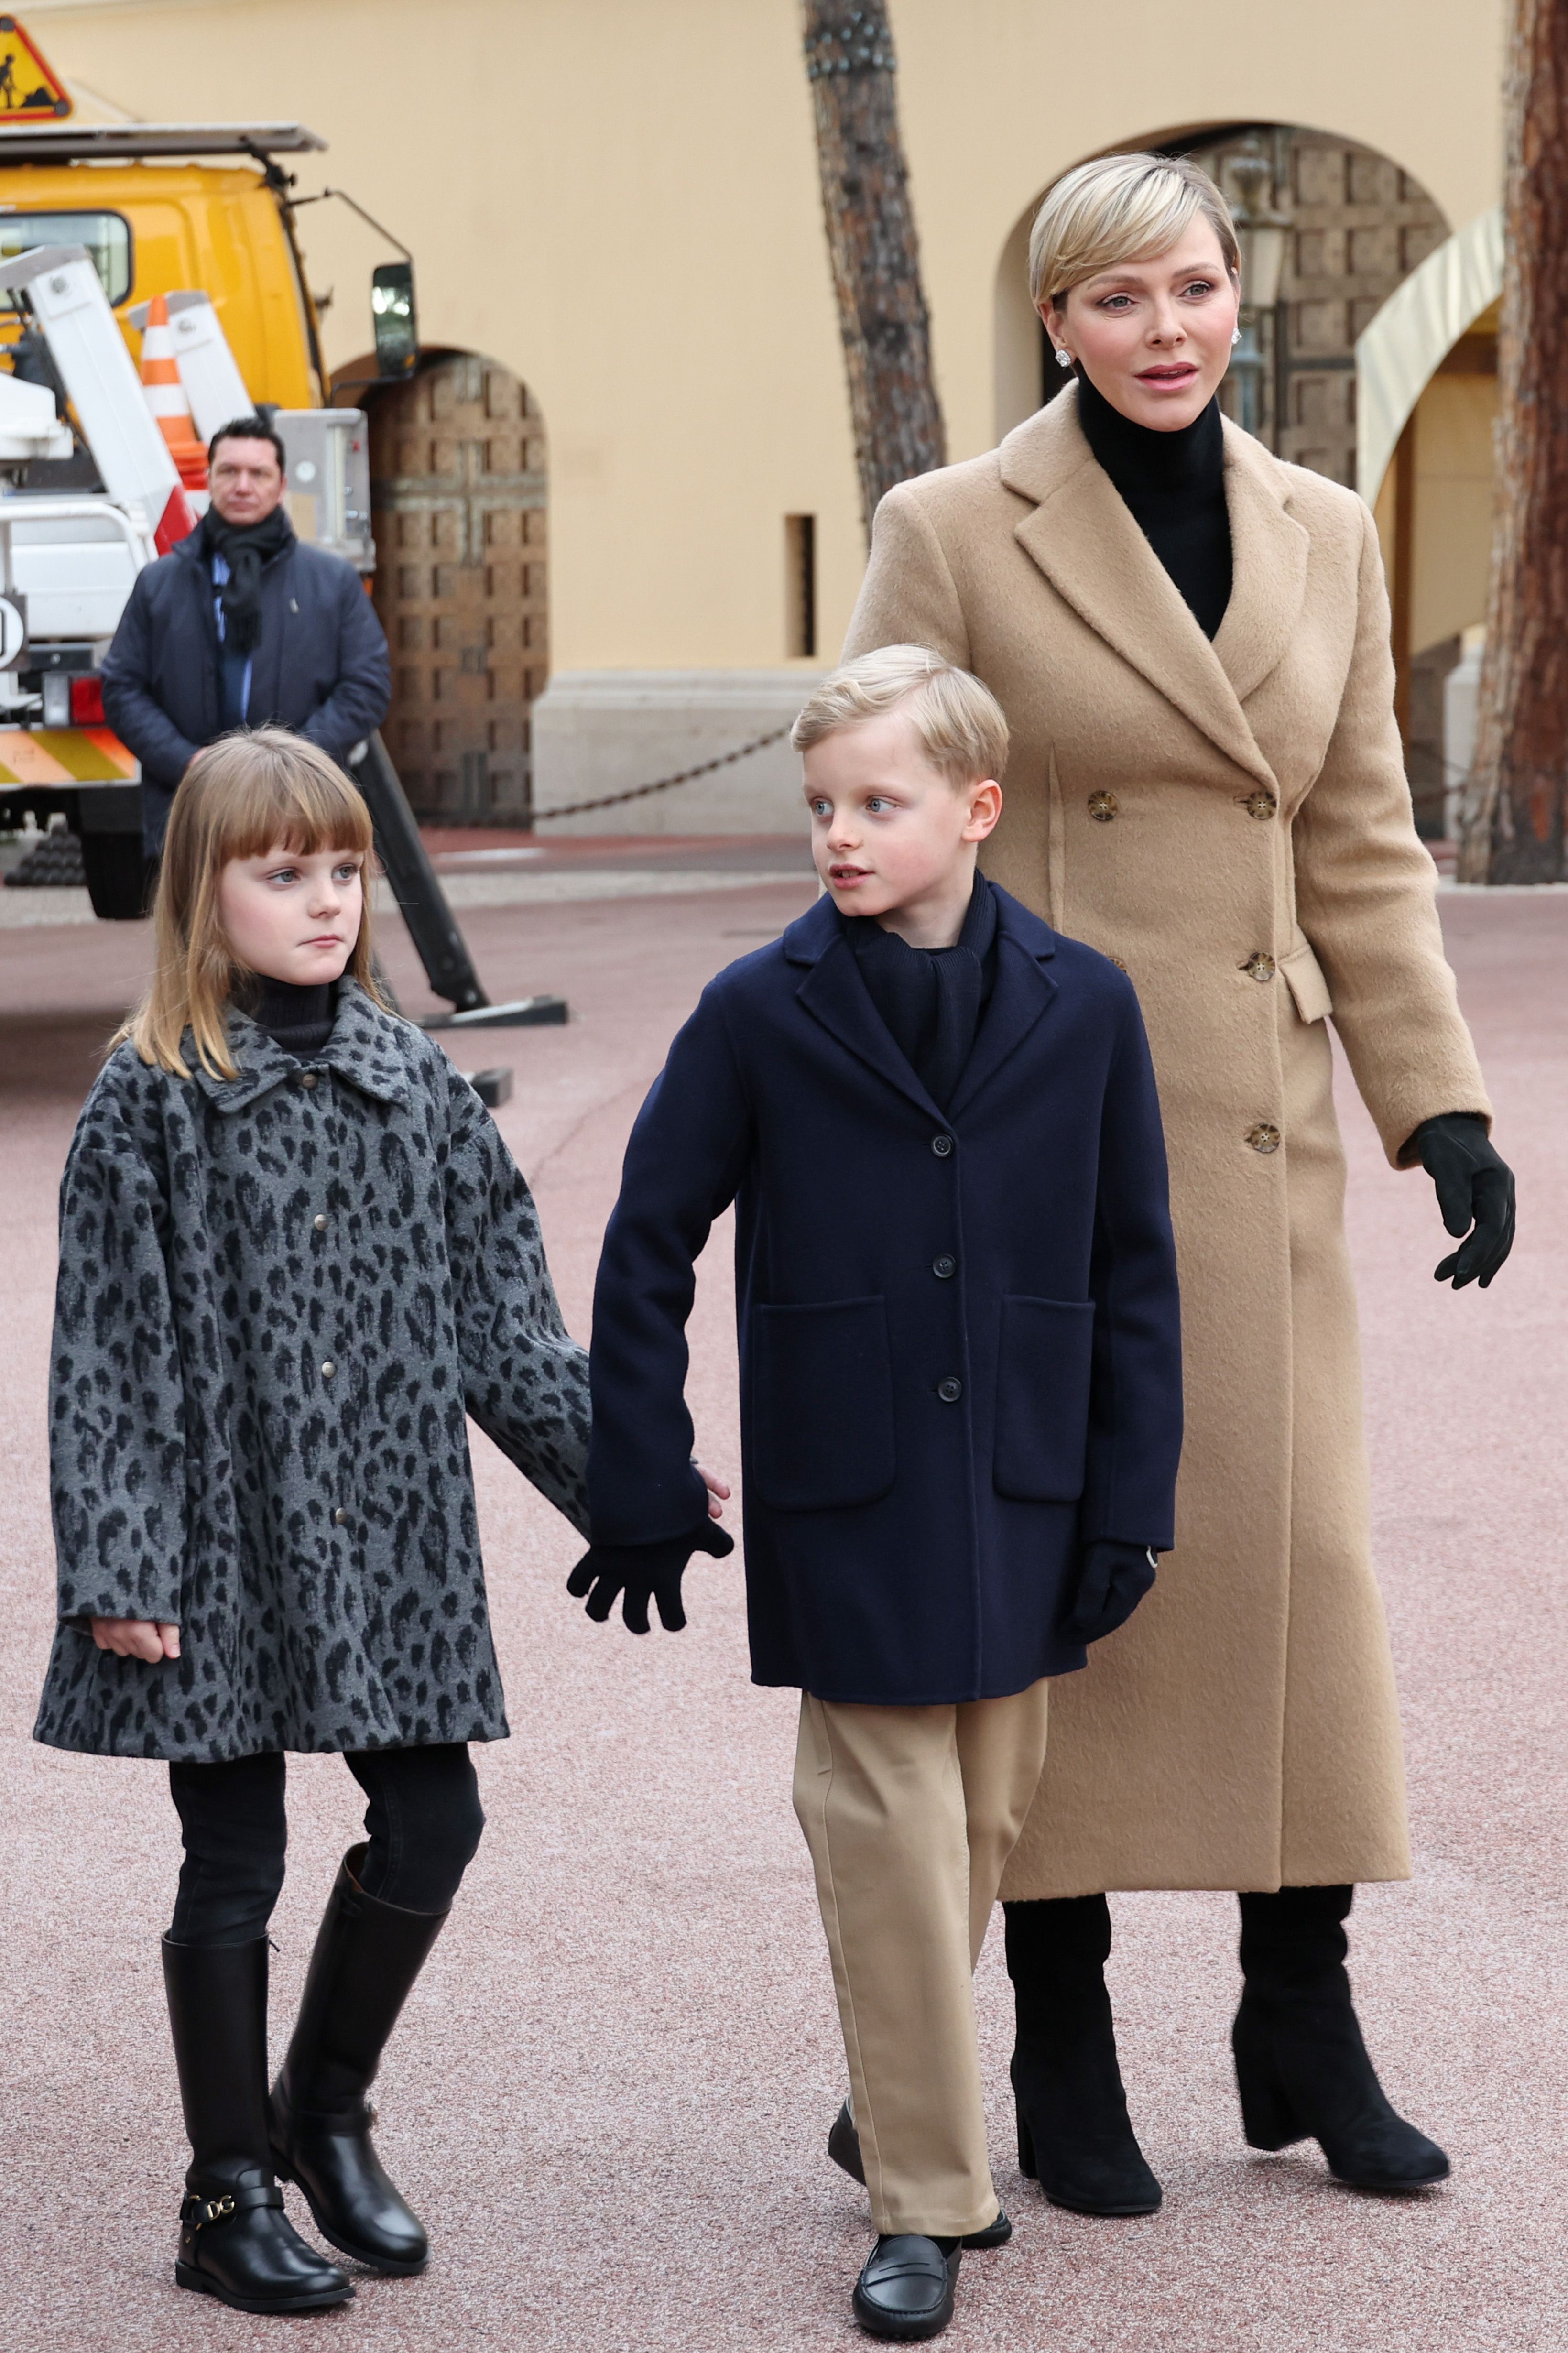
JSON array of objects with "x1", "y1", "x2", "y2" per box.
[
  {"x1": 190, "y1": 980, "x2": 413, "y2": 1112},
  {"x1": 781, "y1": 886, "x2": 1058, "y2": 1122},
  {"x1": 998, "y1": 387, "x2": 1308, "y2": 790}
]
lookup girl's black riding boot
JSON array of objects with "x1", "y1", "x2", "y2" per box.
[
  {"x1": 1003, "y1": 1895, "x2": 1162, "y2": 2215},
  {"x1": 269, "y1": 1845, "x2": 449, "y2": 2273},
  {"x1": 162, "y1": 1934, "x2": 354, "y2": 2313},
  {"x1": 1233, "y1": 1885, "x2": 1449, "y2": 2189}
]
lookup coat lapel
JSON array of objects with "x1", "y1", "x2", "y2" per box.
[
  {"x1": 945, "y1": 891, "x2": 1058, "y2": 1122},
  {"x1": 190, "y1": 981, "x2": 410, "y2": 1112},
  {"x1": 1211, "y1": 422, "x2": 1310, "y2": 704},
  {"x1": 999, "y1": 392, "x2": 1298, "y2": 793},
  {"x1": 789, "y1": 913, "x2": 945, "y2": 1121}
]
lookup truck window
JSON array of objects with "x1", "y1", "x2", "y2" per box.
[{"x1": 0, "y1": 213, "x2": 132, "y2": 306}]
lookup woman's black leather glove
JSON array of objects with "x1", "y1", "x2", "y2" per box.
[
  {"x1": 1067, "y1": 1539, "x2": 1158, "y2": 1644},
  {"x1": 1405, "y1": 1112, "x2": 1515, "y2": 1289},
  {"x1": 567, "y1": 1519, "x2": 734, "y2": 1635}
]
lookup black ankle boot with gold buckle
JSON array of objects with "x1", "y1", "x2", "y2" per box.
[
  {"x1": 163, "y1": 1935, "x2": 353, "y2": 2314},
  {"x1": 269, "y1": 1846, "x2": 449, "y2": 2275}
]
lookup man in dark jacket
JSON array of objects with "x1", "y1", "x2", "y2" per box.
[
  {"x1": 102, "y1": 416, "x2": 390, "y2": 855},
  {"x1": 570, "y1": 649, "x2": 1183, "y2": 2343}
]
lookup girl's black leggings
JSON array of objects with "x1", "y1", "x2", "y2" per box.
[{"x1": 167, "y1": 1743, "x2": 485, "y2": 1946}]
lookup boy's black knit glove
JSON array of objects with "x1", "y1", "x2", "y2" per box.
[
  {"x1": 1404, "y1": 1112, "x2": 1515, "y2": 1289},
  {"x1": 567, "y1": 1519, "x2": 734, "y2": 1635},
  {"x1": 1067, "y1": 1539, "x2": 1158, "y2": 1645}
]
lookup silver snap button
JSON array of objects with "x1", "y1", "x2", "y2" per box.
[
  {"x1": 332, "y1": 1507, "x2": 348, "y2": 1526},
  {"x1": 313, "y1": 1214, "x2": 328, "y2": 1232},
  {"x1": 321, "y1": 1360, "x2": 336, "y2": 1378}
]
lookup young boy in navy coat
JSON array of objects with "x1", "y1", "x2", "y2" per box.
[{"x1": 572, "y1": 646, "x2": 1182, "y2": 2342}]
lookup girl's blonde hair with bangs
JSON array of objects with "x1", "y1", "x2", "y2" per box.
[
  {"x1": 1028, "y1": 152, "x2": 1239, "y2": 312},
  {"x1": 119, "y1": 728, "x2": 386, "y2": 1080}
]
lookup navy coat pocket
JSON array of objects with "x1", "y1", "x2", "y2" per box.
[
  {"x1": 992, "y1": 1296, "x2": 1096, "y2": 1502},
  {"x1": 751, "y1": 1296, "x2": 895, "y2": 1511}
]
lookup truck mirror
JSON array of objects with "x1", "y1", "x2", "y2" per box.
[{"x1": 371, "y1": 261, "x2": 417, "y2": 379}]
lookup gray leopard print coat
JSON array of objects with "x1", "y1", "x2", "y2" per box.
[{"x1": 33, "y1": 981, "x2": 589, "y2": 1762}]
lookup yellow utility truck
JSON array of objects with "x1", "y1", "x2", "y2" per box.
[{"x1": 0, "y1": 27, "x2": 544, "y2": 1022}]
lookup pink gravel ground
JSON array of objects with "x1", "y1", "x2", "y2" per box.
[{"x1": 1, "y1": 875, "x2": 1564, "y2": 2353}]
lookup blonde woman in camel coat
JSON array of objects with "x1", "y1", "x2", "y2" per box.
[{"x1": 841, "y1": 152, "x2": 1513, "y2": 2216}]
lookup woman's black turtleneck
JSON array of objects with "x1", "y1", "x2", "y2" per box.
[
  {"x1": 1074, "y1": 370, "x2": 1233, "y2": 642},
  {"x1": 241, "y1": 974, "x2": 336, "y2": 1057}
]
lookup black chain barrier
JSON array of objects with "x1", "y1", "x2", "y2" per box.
[{"x1": 530, "y1": 723, "x2": 795, "y2": 822}]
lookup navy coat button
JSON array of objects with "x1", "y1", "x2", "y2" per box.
[
  {"x1": 932, "y1": 1134, "x2": 954, "y2": 1157},
  {"x1": 937, "y1": 1376, "x2": 962, "y2": 1402},
  {"x1": 932, "y1": 1254, "x2": 956, "y2": 1279},
  {"x1": 332, "y1": 1506, "x2": 348, "y2": 1526},
  {"x1": 313, "y1": 1213, "x2": 328, "y2": 1231}
]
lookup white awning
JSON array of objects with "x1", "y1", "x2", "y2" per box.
[{"x1": 1355, "y1": 207, "x2": 1503, "y2": 505}]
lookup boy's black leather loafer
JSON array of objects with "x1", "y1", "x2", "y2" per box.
[{"x1": 853, "y1": 2235, "x2": 961, "y2": 2340}]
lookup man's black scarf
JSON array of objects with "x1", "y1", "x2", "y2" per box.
[{"x1": 197, "y1": 504, "x2": 294, "y2": 654}]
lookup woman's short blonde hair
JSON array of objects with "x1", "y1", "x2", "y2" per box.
[
  {"x1": 119, "y1": 727, "x2": 386, "y2": 1080},
  {"x1": 792, "y1": 645, "x2": 1008, "y2": 786},
  {"x1": 1028, "y1": 152, "x2": 1239, "y2": 311}
]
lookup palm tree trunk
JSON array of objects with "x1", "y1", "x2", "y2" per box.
[
  {"x1": 801, "y1": 3, "x2": 946, "y2": 541},
  {"x1": 1460, "y1": 0, "x2": 1568, "y2": 882}
]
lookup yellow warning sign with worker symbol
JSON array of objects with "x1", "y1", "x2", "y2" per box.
[{"x1": 0, "y1": 18, "x2": 70, "y2": 120}]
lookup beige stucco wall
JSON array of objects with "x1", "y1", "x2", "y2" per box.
[
  {"x1": 31, "y1": 0, "x2": 1507, "y2": 676},
  {"x1": 1409, "y1": 373, "x2": 1498, "y2": 654}
]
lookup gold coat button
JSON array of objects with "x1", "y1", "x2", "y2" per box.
[
  {"x1": 299, "y1": 1071, "x2": 319, "y2": 1089},
  {"x1": 321, "y1": 1359, "x2": 337, "y2": 1379},
  {"x1": 1088, "y1": 791, "x2": 1119, "y2": 822},
  {"x1": 1246, "y1": 1123, "x2": 1282, "y2": 1154},
  {"x1": 313, "y1": 1214, "x2": 328, "y2": 1232},
  {"x1": 1241, "y1": 953, "x2": 1277, "y2": 982},
  {"x1": 1241, "y1": 791, "x2": 1277, "y2": 821}
]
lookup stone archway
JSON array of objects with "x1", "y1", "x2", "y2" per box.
[
  {"x1": 993, "y1": 125, "x2": 1450, "y2": 486},
  {"x1": 363, "y1": 351, "x2": 548, "y2": 825},
  {"x1": 991, "y1": 127, "x2": 1462, "y2": 830}
]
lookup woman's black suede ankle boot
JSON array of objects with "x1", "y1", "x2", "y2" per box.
[
  {"x1": 1003, "y1": 1895, "x2": 1162, "y2": 2216},
  {"x1": 163, "y1": 1935, "x2": 354, "y2": 2314},
  {"x1": 1233, "y1": 1885, "x2": 1449, "y2": 2190}
]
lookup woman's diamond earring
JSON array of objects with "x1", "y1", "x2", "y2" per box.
[
  {"x1": 1056, "y1": 348, "x2": 1073, "y2": 370},
  {"x1": 1231, "y1": 327, "x2": 1242, "y2": 346}
]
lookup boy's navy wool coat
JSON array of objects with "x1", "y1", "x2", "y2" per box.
[{"x1": 589, "y1": 884, "x2": 1183, "y2": 1705}]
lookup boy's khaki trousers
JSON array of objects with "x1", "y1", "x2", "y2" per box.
[{"x1": 792, "y1": 1679, "x2": 1050, "y2": 2238}]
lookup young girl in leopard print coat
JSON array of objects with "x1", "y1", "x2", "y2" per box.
[{"x1": 33, "y1": 729, "x2": 594, "y2": 2316}]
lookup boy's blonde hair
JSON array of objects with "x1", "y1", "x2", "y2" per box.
[
  {"x1": 1028, "y1": 152, "x2": 1239, "y2": 311},
  {"x1": 791, "y1": 645, "x2": 1008, "y2": 787},
  {"x1": 118, "y1": 727, "x2": 386, "y2": 1081}
]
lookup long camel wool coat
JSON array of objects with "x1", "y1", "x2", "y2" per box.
[{"x1": 844, "y1": 385, "x2": 1491, "y2": 1895}]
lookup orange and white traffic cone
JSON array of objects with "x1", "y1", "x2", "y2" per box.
[{"x1": 139, "y1": 293, "x2": 208, "y2": 492}]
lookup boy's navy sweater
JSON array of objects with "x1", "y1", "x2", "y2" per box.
[
  {"x1": 587, "y1": 879, "x2": 1183, "y2": 1706},
  {"x1": 846, "y1": 870, "x2": 997, "y2": 1111}
]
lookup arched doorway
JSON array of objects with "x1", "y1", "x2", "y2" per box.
[
  {"x1": 363, "y1": 351, "x2": 548, "y2": 825},
  {"x1": 995, "y1": 125, "x2": 1449, "y2": 478},
  {"x1": 993, "y1": 125, "x2": 1456, "y2": 826}
]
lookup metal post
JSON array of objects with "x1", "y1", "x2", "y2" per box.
[{"x1": 348, "y1": 731, "x2": 566, "y2": 1028}]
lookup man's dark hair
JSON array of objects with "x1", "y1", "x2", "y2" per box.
[{"x1": 207, "y1": 416, "x2": 286, "y2": 472}]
